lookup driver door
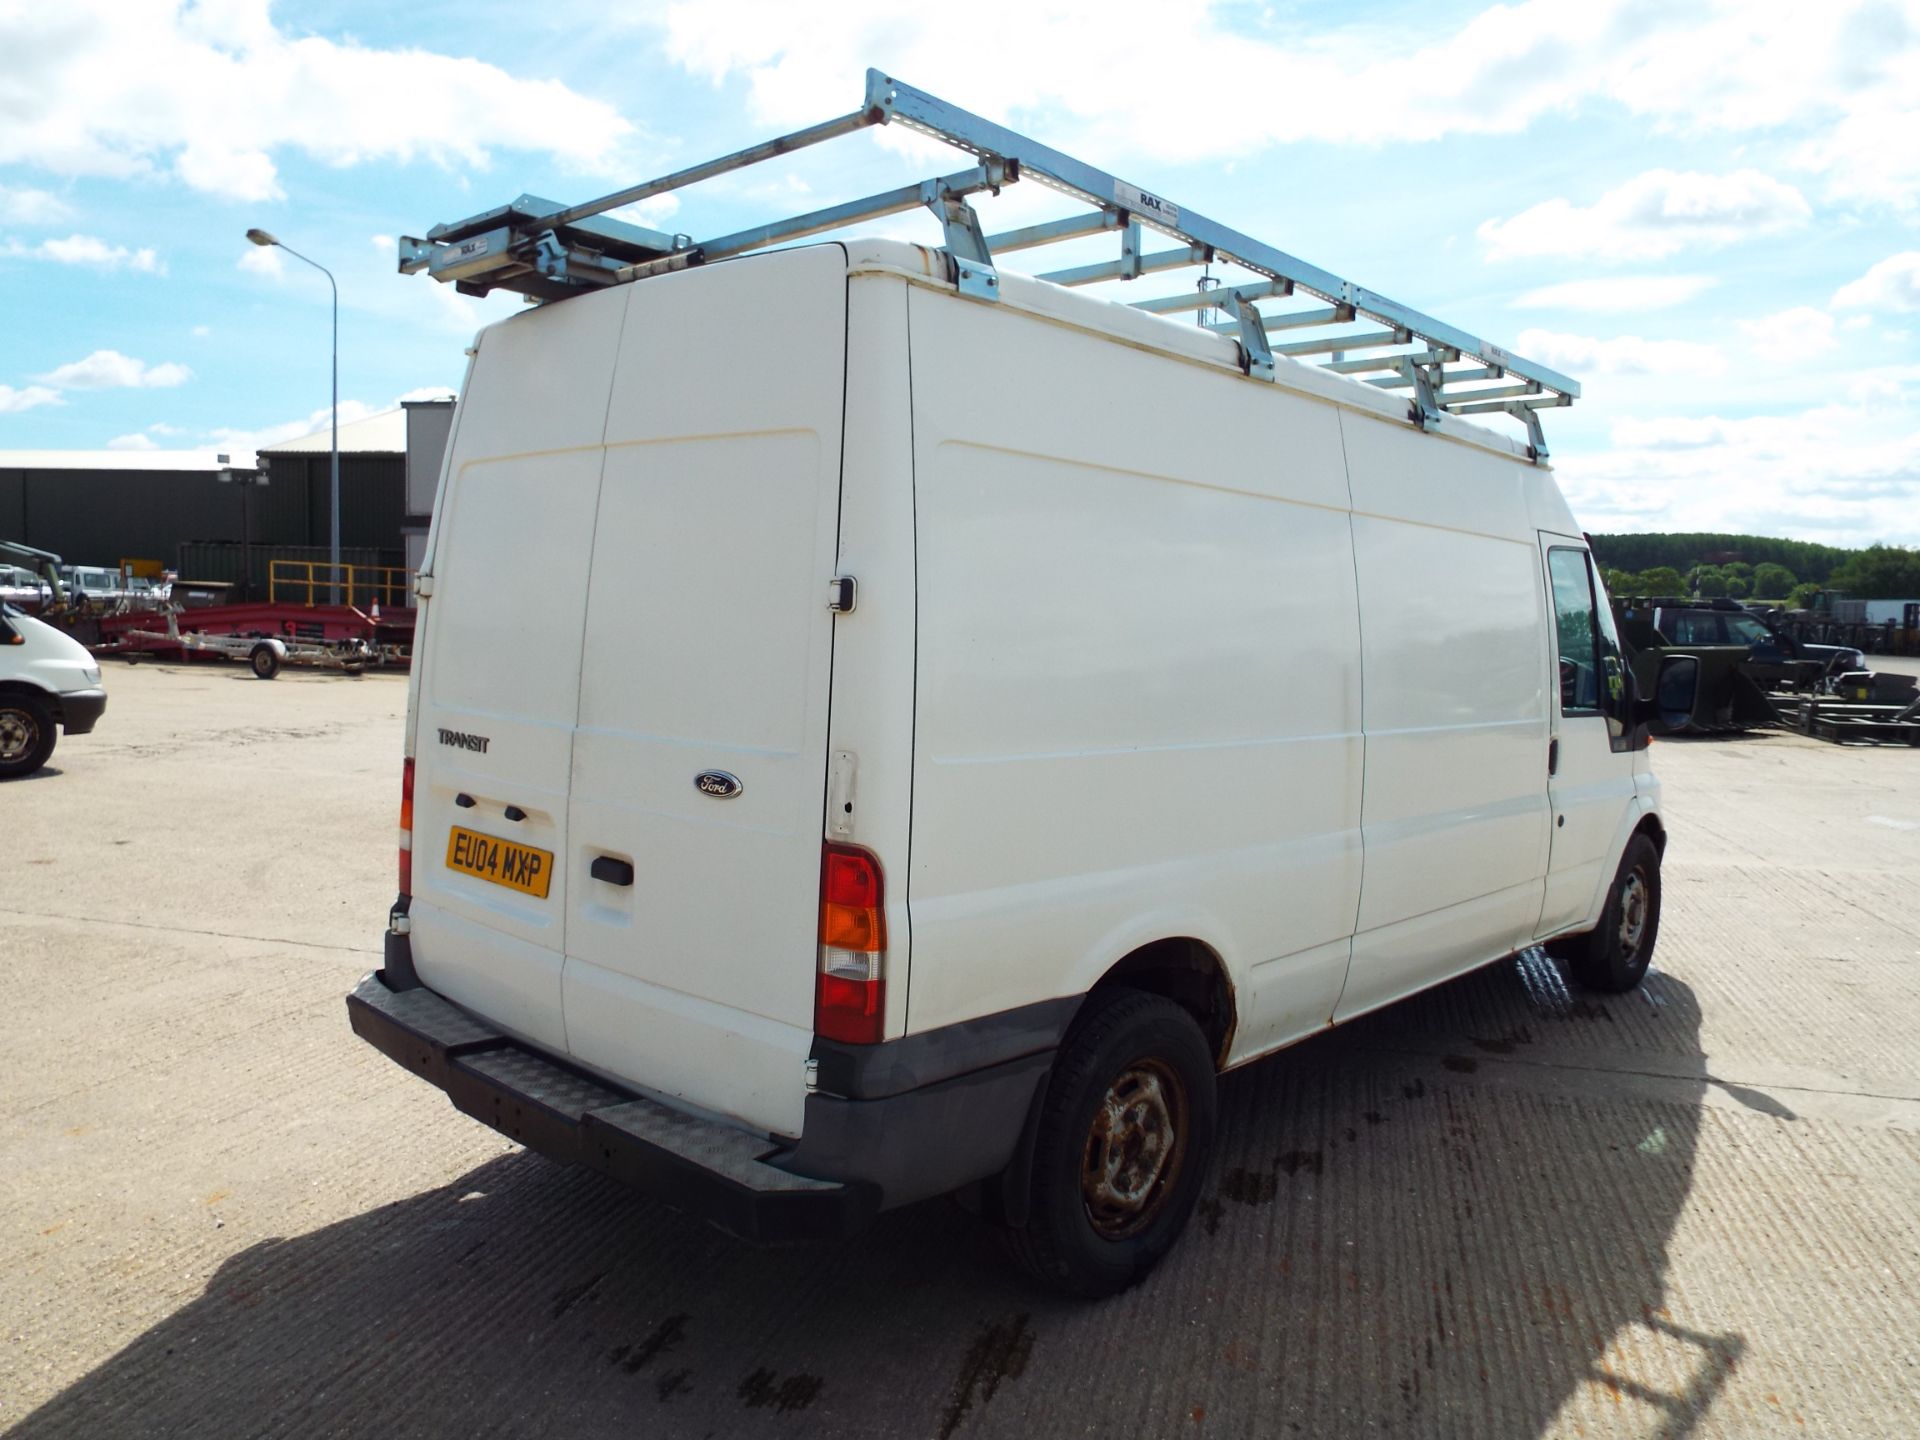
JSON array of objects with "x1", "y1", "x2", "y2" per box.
[{"x1": 1537, "y1": 538, "x2": 1636, "y2": 938}]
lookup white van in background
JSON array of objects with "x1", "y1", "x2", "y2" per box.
[
  {"x1": 349, "y1": 237, "x2": 1673, "y2": 1297},
  {"x1": 1, "y1": 602, "x2": 107, "y2": 779}
]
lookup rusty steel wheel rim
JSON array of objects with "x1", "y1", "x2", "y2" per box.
[
  {"x1": 0, "y1": 708, "x2": 33, "y2": 762},
  {"x1": 1082, "y1": 1057, "x2": 1188, "y2": 1240},
  {"x1": 1619, "y1": 868, "x2": 1650, "y2": 960}
]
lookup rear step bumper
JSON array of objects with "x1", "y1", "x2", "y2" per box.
[{"x1": 346, "y1": 971, "x2": 877, "y2": 1242}]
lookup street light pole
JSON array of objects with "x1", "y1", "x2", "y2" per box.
[{"x1": 246, "y1": 228, "x2": 340, "y2": 604}]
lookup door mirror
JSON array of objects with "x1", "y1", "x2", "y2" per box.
[{"x1": 1635, "y1": 654, "x2": 1700, "y2": 734}]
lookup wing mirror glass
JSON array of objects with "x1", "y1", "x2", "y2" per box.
[{"x1": 1648, "y1": 655, "x2": 1699, "y2": 732}]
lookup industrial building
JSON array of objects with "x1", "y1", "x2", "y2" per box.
[{"x1": 0, "y1": 398, "x2": 450, "y2": 599}]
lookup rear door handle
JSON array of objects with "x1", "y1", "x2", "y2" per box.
[
  {"x1": 590, "y1": 855, "x2": 634, "y2": 887},
  {"x1": 1547, "y1": 737, "x2": 1559, "y2": 777}
]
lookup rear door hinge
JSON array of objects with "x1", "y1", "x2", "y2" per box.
[
  {"x1": 828, "y1": 750, "x2": 857, "y2": 839},
  {"x1": 413, "y1": 572, "x2": 435, "y2": 599},
  {"x1": 827, "y1": 575, "x2": 857, "y2": 613}
]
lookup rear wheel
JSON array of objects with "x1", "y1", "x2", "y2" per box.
[
  {"x1": 1558, "y1": 834, "x2": 1662, "y2": 992},
  {"x1": 1004, "y1": 989, "x2": 1216, "y2": 1298},
  {"x1": 0, "y1": 692, "x2": 57, "y2": 779},
  {"x1": 249, "y1": 643, "x2": 281, "y2": 680}
]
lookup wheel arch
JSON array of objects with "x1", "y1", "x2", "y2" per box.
[
  {"x1": 1087, "y1": 936, "x2": 1238, "y2": 1069},
  {"x1": 0, "y1": 679, "x2": 61, "y2": 722}
]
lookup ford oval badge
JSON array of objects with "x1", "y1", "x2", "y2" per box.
[{"x1": 694, "y1": 770, "x2": 743, "y2": 799}]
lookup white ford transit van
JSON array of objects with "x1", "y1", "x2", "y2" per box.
[
  {"x1": 1, "y1": 602, "x2": 107, "y2": 779},
  {"x1": 349, "y1": 75, "x2": 1672, "y2": 1296}
]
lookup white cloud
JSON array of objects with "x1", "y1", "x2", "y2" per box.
[
  {"x1": 34, "y1": 350, "x2": 194, "y2": 390},
  {"x1": 1562, "y1": 382, "x2": 1920, "y2": 546},
  {"x1": 205, "y1": 399, "x2": 384, "y2": 456},
  {"x1": 1514, "y1": 328, "x2": 1728, "y2": 379},
  {"x1": 190, "y1": 324, "x2": 211, "y2": 338},
  {"x1": 1479, "y1": 170, "x2": 1810, "y2": 262},
  {"x1": 201, "y1": 388, "x2": 455, "y2": 457},
  {"x1": 0, "y1": 384, "x2": 64, "y2": 414},
  {"x1": 1512, "y1": 276, "x2": 1718, "y2": 313},
  {"x1": 1741, "y1": 305, "x2": 1838, "y2": 354},
  {"x1": 237, "y1": 244, "x2": 284, "y2": 279},
  {"x1": 652, "y1": 1, "x2": 1920, "y2": 208},
  {"x1": 0, "y1": 0, "x2": 639, "y2": 202},
  {"x1": 1832, "y1": 251, "x2": 1920, "y2": 312},
  {"x1": 610, "y1": 193, "x2": 682, "y2": 229},
  {"x1": 1608, "y1": 416, "x2": 1736, "y2": 450},
  {"x1": 0, "y1": 184, "x2": 72, "y2": 223},
  {"x1": 2, "y1": 233, "x2": 162, "y2": 272},
  {"x1": 106, "y1": 432, "x2": 160, "y2": 451}
]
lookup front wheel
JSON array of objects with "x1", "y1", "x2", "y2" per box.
[
  {"x1": 1558, "y1": 833, "x2": 1662, "y2": 992},
  {"x1": 249, "y1": 643, "x2": 282, "y2": 680},
  {"x1": 1004, "y1": 989, "x2": 1217, "y2": 1298},
  {"x1": 0, "y1": 692, "x2": 58, "y2": 779}
]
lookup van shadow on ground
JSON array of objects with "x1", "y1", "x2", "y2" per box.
[{"x1": 12, "y1": 957, "x2": 1738, "y2": 1440}]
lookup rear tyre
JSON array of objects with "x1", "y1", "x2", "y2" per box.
[
  {"x1": 1003, "y1": 989, "x2": 1216, "y2": 1298},
  {"x1": 1558, "y1": 834, "x2": 1662, "y2": 992},
  {"x1": 249, "y1": 643, "x2": 281, "y2": 680},
  {"x1": 0, "y1": 692, "x2": 58, "y2": 779}
]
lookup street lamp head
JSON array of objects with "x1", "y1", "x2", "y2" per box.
[{"x1": 246, "y1": 228, "x2": 278, "y2": 247}]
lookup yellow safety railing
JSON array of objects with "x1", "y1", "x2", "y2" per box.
[{"x1": 269, "y1": 560, "x2": 414, "y2": 609}]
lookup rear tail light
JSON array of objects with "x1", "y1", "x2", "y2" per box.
[
  {"x1": 816, "y1": 844, "x2": 886, "y2": 1044},
  {"x1": 398, "y1": 757, "x2": 415, "y2": 896}
]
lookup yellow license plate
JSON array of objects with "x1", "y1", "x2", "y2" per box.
[{"x1": 445, "y1": 826, "x2": 553, "y2": 898}]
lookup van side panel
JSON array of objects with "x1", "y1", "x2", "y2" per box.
[
  {"x1": 560, "y1": 247, "x2": 849, "y2": 1139},
  {"x1": 1337, "y1": 415, "x2": 1552, "y2": 1020},
  {"x1": 408, "y1": 290, "x2": 629, "y2": 1053},
  {"x1": 904, "y1": 288, "x2": 1364, "y2": 1054}
]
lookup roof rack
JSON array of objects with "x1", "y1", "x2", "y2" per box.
[{"x1": 399, "y1": 69, "x2": 1578, "y2": 461}]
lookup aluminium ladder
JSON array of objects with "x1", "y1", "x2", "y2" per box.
[{"x1": 398, "y1": 70, "x2": 1579, "y2": 461}]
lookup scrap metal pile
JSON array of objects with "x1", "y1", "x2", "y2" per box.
[{"x1": 1615, "y1": 596, "x2": 1919, "y2": 745}]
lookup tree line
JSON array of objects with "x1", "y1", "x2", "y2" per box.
[{"x1": 1590, "y1": 535, "x2": 1920, "y2": 605}]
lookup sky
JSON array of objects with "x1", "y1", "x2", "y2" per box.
[{"x1": 1, "y1": 0, "x2": 1918, "y2": 545}]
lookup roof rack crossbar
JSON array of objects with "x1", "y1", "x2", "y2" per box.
[
  {"x1": 400, "y1": 67, "x2": 1578, "y2": 457},
  {"x1": 1202, "y1": 302, "x2": 1355, "y2": 334},
  {"x1": 1037, "y1": 244, "x2": 1204, "y2": 288},
  {"x1": 986, "y1": 209, "x2": 1124, "y2": 253},
  {"x1": 1368, "y1": 363, "x2": 1505, "y2": 389},
  {"x1": 1324, "y1": 348, "x2": 1458, "y2": 375},
  {"x1": 540, "y1": 102, "x2": 886, "y2": 233},
  {"x1": 635, "y1": 162, "x2": 1008, "y2": 277},
  {"x1": 1445, "y1": 394, "x2": 1570, "y2": 416},
  {"x1": 1132, "y1": 279, "x2": 1291, "y2": 316}
]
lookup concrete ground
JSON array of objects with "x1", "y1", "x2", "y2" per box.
[{"x1": 4, "y1": 659, "x2": 1917, "y2": 1440}]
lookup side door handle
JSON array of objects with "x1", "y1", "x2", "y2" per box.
[
  {"x1": 1547, "y1": 737, "x2": 1560, "y2": 777},
  {"x1": 590, "y1": 855, "x2": 634, "y2": 887}
]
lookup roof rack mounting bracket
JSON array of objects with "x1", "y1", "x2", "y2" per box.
[
  {"x1": 1507, "y1": 403, "x2": 1550, "y2": 464},
  {"x1": 928, "y1": 185, "x2": 1000, "y2": 302},
  {"x1": 1229, "y1": 293, "x2": 1275, "y2": 382},
  {"x1": 1401, "y1": 359, "x2": 1444, "y2": 431}
]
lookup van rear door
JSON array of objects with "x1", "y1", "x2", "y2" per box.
[
  {"x1": 561, "y1": 246, "x2": 848, "y2": 1140},
  {"x1": 406, "y1": 291, "x2": 627, "y2": 1054}
]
